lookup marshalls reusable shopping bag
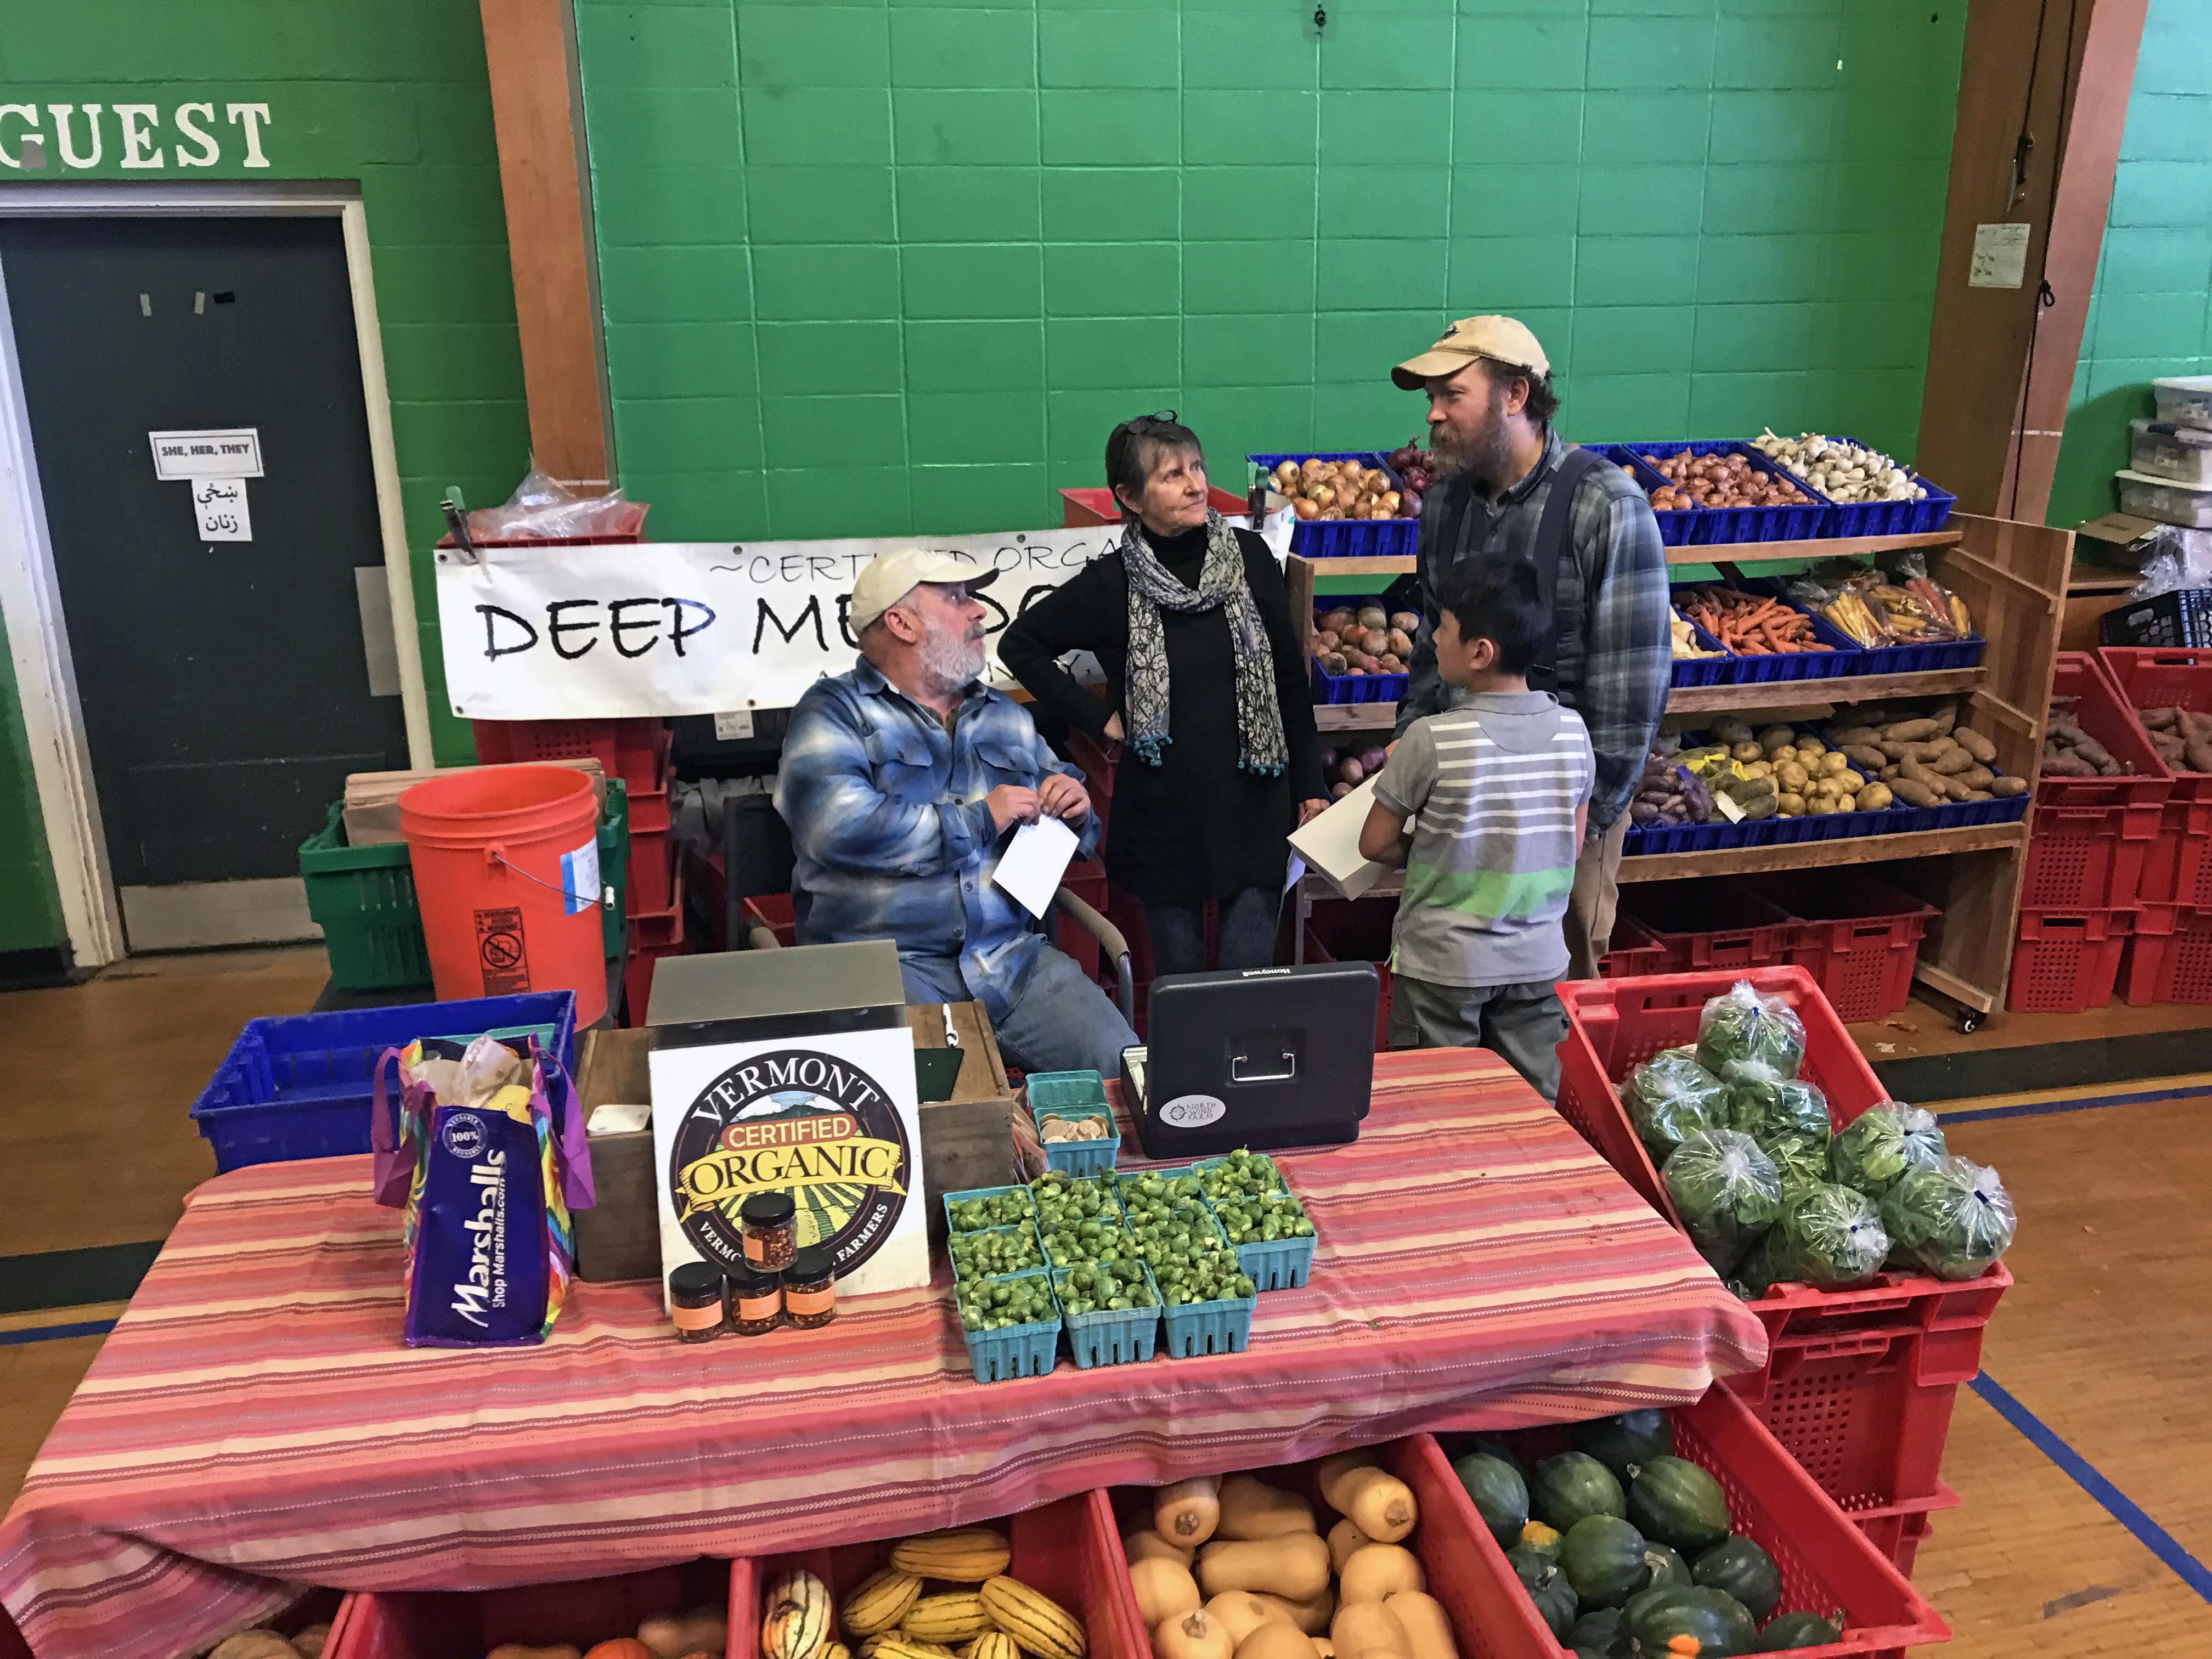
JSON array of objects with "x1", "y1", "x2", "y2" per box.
[{"x1": 373, "y1": 1032, "x2": 594, "y2": 1347}]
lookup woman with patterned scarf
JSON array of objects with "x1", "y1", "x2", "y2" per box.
[{"x1": 1001, "y1": 414, "x2": 1326, "y2": 977}]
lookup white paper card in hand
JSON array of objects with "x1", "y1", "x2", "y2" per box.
[
  {"x1": 1288, "y1": 776, "x2": 1402, "y2": 900},
  {"x1": 991, "y1": 814, "x2": 1079, "y2": 918}
]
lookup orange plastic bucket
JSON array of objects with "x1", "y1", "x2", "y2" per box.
[{"x1": 399, "y1": 766, "x2": 608, "y2": 1026}]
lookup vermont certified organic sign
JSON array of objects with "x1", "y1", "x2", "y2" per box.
[
  {"x1": 434, "y1": 514, "x2": 1291, "y2": 718},
  {"x1": 649, "y1": 1025, "x2": 927, "y2": 1302}
]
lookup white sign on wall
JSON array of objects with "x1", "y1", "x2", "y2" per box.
[
  {"x1": 150, "y1": 427, "x2": 263, "y2": 479},
  {"x1": 191, "y1": 478, "x2": 251, "y2": 541},
  {"x1": 435, "y1": 514, "x2": 1293, "y2": 719}
]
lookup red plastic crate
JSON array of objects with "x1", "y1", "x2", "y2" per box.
[
  {"x1": 2007, "y1": 908, "x2": 2132, "y2": 1012},
  {"x1": 2138, "y1": 798, "x2": 2212, "y2": 905},
  {"x1": 624, "y1": 860, "x2": 687, "y2": 1026},
  {"x1": 1302, "y1": 896, "x2": 1396, "y2": 1048},
  {"x1": 1060, "y1": 485, "x2": 1251, "y2": 527},
  {"x1": 1852, "y1": 1484, "x2": 1958, "y2": 1579},
  {"x1": 741, "y1": 890, "x2": 798, "y2": 947},
  {"x1": 731, "y1": 1490, "x2": 1146, "y2": 1659},
  {"x1": 474, "y1": 716, "x2": 671, "y2": 797},
  {"x1": 1747, "y1": 871, "x2": 1938, "y2": 1024},
  {"x1": 1596, "y1": 912, "x2": 1667, "y2": 978},
  {"x1": 1618, "y1": 878, "x2": 1795, "y2": 973},
  {"x1": 437, "y1": 500, "x2": 651, "y2": 549},
  {"x1": 328, "y1": 1561, "x2": 732, "y2": 1659},
  {"x1": 2020, "y1": 802, "x2": 2160, "y2": 907},
  {"x1": 2119, "y1": 902, "x2": 2212, "y2": 1005},
  {"x1": 2039, "y1": 652, "x2": 2174, "y2": 809},
  {"x1": 2097, "y1": 645, "x2": 2212, "y2": 802},
  {"x1": 1743, "y1": 1331, "x2": 1965, "y2": 1522},
  {"x1": 1434, "y1": 1390, "x2": 1949, "y2": 1659}
]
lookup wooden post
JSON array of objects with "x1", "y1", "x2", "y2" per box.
[
  {"x1": 479, "y1": 0, "x2": 614, "y2": 489},
  {"x1": 1915, "y1": 0, "x2": 2147, "y2": 522}
]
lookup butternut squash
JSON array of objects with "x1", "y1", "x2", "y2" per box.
[
  {"x1": 1203, "y1": 1594, "x2": 1289, "y2": 1647},
  {"x1": 1131, "y1": 1559, "x2": 1203, "y2": 1627},
  {"x1": 1155, "y1": 1477, "x2": 1223, "y2": 1547},
  {"x1": 1232, "y1": 1626, "x2": 1313, "y2": 1659},
  {"x1": 1197, "y1": 1534, "x2": 1331, "y2": 1602},
  {"x1": 1324, "y1": 1519, "x2": 1372, "y2": 1576},
  {"x1": 1126, "y1": 1530, "x2": 1196, "y2": 1568},
  {"x1": 1310, "y1": 1642, "x2": 1333, "y2": 1659},
  {"x1": 1329, "y1": 1605, "x2": 1408, "y2": 1659},
  {"x1": 1252, "y1": 1590, "x2": 1335, "y2": 1638},
  {"x1": 640, "y1": 1612, "x2": 728, "y2": 1659},
  {"x1": 1318, "y1": 1462, "x2": 1415, "y2": 1546},
  {"x1": 1379, "y1": 1596, "x2": 1454, "y2": 1659},
  {"x1": 1215, "y1": 1475, "x2": 1316, "y2": 1542},
  {"x1": 1153, "y1": 1609, "x2": 1233, "y2": 1659},
  {"x1": 1336, "y1": 1546, "x2": 1423, "y2": 1607}
]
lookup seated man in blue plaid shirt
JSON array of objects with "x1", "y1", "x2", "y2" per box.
[{"x1": 775, "y1": 548, "x2": 1140, "y2": 1076}]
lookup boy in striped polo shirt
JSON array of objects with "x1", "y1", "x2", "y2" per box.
[{"x1": 1357, "y1": 557, "x2": 1594, "y2": 1098}]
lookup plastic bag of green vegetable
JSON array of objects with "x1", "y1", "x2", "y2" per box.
[
  {"x1": 1829, "y1": 1103, "x2": 1947, "y2": 1197},
  {"x1": 1740, "y1": 1182, "x2": 1890, "y2": 1293},
  {"x1": 1881, "y1": 1156, "x2": 2017, "y2": 1279},
  {"x1": 1694, "y1": 981, "x2": 1806, "y2": 1079},
  {"x1": 1622, "y1": 1047, "x2": 1727, "y2": 1163},
  {"x1": 1719, "y1": 1060, "x2": 1831, "y2": 1146},
  {"x1": 1662, "y1": 1129, "x2": 1783, "y2": 1276},
  {"x1": 1760, "y1": 1132, "x2": 1830, "y2": 1197}
]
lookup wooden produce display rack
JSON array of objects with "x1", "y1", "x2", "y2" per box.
[{"x1": 1285, "y1": 513, "x2": 2073, "y2": 1026}]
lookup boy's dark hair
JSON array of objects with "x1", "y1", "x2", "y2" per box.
[{"x1": 1435, "y1": 557, "x2": 1549, "y2": 675}]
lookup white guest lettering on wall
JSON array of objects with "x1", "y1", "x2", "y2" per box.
[
  {"x1": 435, "y1": 515, "x2": 1293, "y2": 719},
  {"x1": 0, "y1": 101, "x2": 272, "y2": 169}
]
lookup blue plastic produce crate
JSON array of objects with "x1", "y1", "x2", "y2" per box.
[
  {"x1": 1025, "y1": 1069, "x2": 1120, "y2": 1177},
  {"x1": 1668, "y1": 602, "x2": 1733, "y2": 689},
  {"x1": 1610, "y1": 442, "x2": 1827, "y2": 546},
  {"x1": 1051, "y1": 1263, "x2": 1163, "y2": 1367},
  {"x1": 959, "y1": 1268, "x2": 1063, "y2": 1383},
  {"x1": 1250, "y1": 452, "x2": 1418, "y2": 558},
  {"x1": 1161, "y1": 1288, "x2": 1257, "y2": 1357},
  {"x1": 1672, "y1": 584, "x2": 1861, "y2": 681},
  {"x1": 1311, "y1": 597, "x2": 1415, "y2": 705},
  {"x1": 943, "y1": 1183, "x2": 1037, "y2": 1237},
  {"x1": 189, "y1": 991, "x2": 578, "y2": 1174},
  {"x1": 1814, "y1": 439, "x2": 1956, "y2": 536}
]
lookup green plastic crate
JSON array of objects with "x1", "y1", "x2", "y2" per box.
[{"x1": 301, "y1": 778, "x2": 630, "y2": 991}]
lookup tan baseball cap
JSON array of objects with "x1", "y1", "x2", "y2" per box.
[
  {"x1": 849, "y1": 548, "x2": 998, "y2": 634},
  {"x1": 1391, "y1": 315, "x2": 1551, "y2": 391}
]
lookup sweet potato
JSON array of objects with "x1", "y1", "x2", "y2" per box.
[
  {"x1": 2188, "y1": 744, "x2": 2212, "y2": 774},
  {"x1": 2141, "y1": 706, "x2": 2181, "y2": 731}
]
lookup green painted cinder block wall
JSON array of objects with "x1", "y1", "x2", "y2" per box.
[
  {"x1": 2048, "y1": 0, "x2": 2212, "y2": 529},
  {"x1": 577, "y1": 0, "x2": 1968, "y2": 543},
  {"x1": 0, "y1": 0, "x2": 531, "y2": 953}
]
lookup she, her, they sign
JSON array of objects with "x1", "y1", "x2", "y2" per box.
[{"x1": 434, "y1": 514, "x2": 1291, "y2": 719}]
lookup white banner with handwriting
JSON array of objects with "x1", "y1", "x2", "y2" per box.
[{"x1": 434, "y1": 516, "x2": 1290, "y2": 719}]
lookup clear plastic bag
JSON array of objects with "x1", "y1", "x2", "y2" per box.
[
  {"x1": 1662, "y1": 1128, "x2": 1783, "y2": 1277},
  {"x1": 1880, "y1": 1156, "x2": 2017, "y2": 1280},
  {"x1": 2128, "y1": 523, "x2": 2212, "y2": 600},
  {"x1": 1827, "y1": 1103, "x2": 1948, "y2": 1197},
  {"x1": 466, "y1": 466, "x2": 635, "y2": 543},
  {"x1": 1741, "y1": 1182, "x2": 1890, "y2": 1293},
  {"x1": 1760, "y1": 1133, "x2": 1831, "y2": 1198},
  {"x1": 1622, "y1": 1046, "x2": 1728, "y2": 1164},
  {"x1": 1719, "y1": 1059, "x2": 1831, "y2": 1147},
  {"x1": 1694, "y1": 980, "x2": 1807, "y2": 1079}
]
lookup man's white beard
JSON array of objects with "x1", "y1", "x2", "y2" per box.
[{"x1": 919, "y1": 623, "x2": 985, "y2": 694}]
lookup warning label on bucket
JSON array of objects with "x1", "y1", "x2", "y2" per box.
[{"x1": 475, "y1": 907, "x2": 531, "y2": 995}]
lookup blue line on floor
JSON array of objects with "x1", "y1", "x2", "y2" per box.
[
  {"x1": 1942, "y1": 1081, "x2": 2212, "y2": 1123},
  {"x1": 1971, "y1": 1375, "x2": 2212, "y2": 1602},
  {"x1": 0, "y1": 1319, "x2": 116, "y2": 1347}
]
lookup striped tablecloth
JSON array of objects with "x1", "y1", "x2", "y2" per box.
[{"x1": 0, "y1": 1049, "x2": 1765, "y2": 1659}]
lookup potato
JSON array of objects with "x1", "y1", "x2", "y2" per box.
[
  {"x1": 1891, "y1": 779, "x2": 1940, "y2": 807},
  {"x1": 1954, "y1": 726, "x2": 1997, "y2": 764},
  {"x1": 1730, "y1": 741, "x2": 1764, "y2": 763},
  {"x1": 1776, "y1": 792, "x2": 1805, "y2": 816},
  {"x1": 1883, "y1": 718, "x2": 1940, "y2": 742},
  {"x1": 1744, "y1": 760, "x2": 1774, "y2": 780},
  {"x1": 1928, "y1": 747, "x2": 1971, "y2": 776},
  {"x1": 1959, "y1": 763, "x2": 1994, "y2": 791},
  {"x1": 1818, "y1": 752, "x2": 1849, "y2": 777},
  {"x1": 1757, "y1": 725, "x2": 1796, "y2": 753},
  {"x1": 1795, "y1": 735, "x2": 1827, "y2": 758},
  {"x1": 1827, "y1": 726, "x2": 1881, "y2": 747},
  {"x1": 1992, "y1": 775, "x2": 2027, "y2": 797},
  {"x1": 1857, "y1": 783, "x2": 1893, "y2": 810},
  {"x1": 1771, "y1": 745, "x2": 1799, "y2": 766},
  {"x1": 1775, "y1": 760, "x2": 1809, "y2": 793},
  {"x1": 1842, "y1": 744, "x2": 1888, "y2": 773},
  {"x1": 1809, "y1": 795, "x2": 1841, "y2": 815}
]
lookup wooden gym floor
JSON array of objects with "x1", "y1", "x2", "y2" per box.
[{"x1": 0, "y1": 952, "x2": 2207, "y2": 1654}]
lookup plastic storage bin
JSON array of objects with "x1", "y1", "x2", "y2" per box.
[
  {"x1": 2008, "y1": 910, "x2": 2133, "y2": 1012},
  {"x1": 1248, "y1": 452, "x2": 1418, "y2": 558},
  {"x1": 1618, "y1": 878, "x2": 1796, "y2": 974},
  {"x1": 326, "y1": 1561, "x2": 729, "y2": 1659},
  {"x1": 1611, "y1": 441, "x2": 1829, "y2": 546},
  {"x1": 1806, "y1": 437, "x2": 1957, "y2": 538},
  {"x1": 189, "y1": 991, "x2": 578, "y2": 1173},
  {"x1": 1051, "y1": 1263, "x2": 1161, "y2": 1367},
  {"x1": 1749, "y1": 871, "x2": 1938, "y2": 1024},
  {"x1": 1596, "y1": 912, "x2": 1668, "y2": 978},
  {"x1": 2129, "y1": 417, "x2": 2212, "y2": 487},
  {"x1": 2119, "y1": 904, "x2": 2212, "y2": 1005},
  {"x1": 2099, "y1": 585, "x2": 2212, "y2": 650},
  {"x1": 1433, "y1": 1390, "x2": 1950, "y2": 1659},
  {"x1": 2020, "y1": 802, "x2": 2160, "y2": 907},
  {"x1": 1060, "y1": 485, "x2": 1251, "y2": 527},
  {"x1": 623, "y1": 860, "x2": 686, "y2": 1026},
  {"x1": 1026, "y1": 1069, "x2": 1121, "y2": 1177},
  {"x1": 2153, "y1": 374, "x2": 2212, "y2": 430},
  {"x1": 471, "y1": 716, "x2": 667, "y2": 793},
  {"x1": 2041, "y1": 652, "x2": 2176, "y2": 809},
  {"x1": 2097, "y1": 645, "x2": 2212, "y2": 803},
  {"x1": 2117, "y1": 468, "x2": 2212, "y2": 528},
  {"x1": 2137, "y1": 798, "x2": 2212, "y2": 906}
]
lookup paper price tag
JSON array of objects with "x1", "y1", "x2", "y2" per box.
[
  {"x1": 714, "y1": 709, "x2": 755, "y2": 741},
  {"x1": 1713, "y1": 792, "x2": 1747, "y2": 823}
]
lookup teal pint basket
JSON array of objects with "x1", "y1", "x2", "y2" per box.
[
  {"x1": 958, "y1": 1268, "x2": 1062, "y2": 1384},
  {"x1": 1207, "y1": 1189, "x2": 1319, "y2": 1291},
  {"x1": 1025, "y1": 1068, "x2": 1120, "y2": 1176},
  {"x1": 1160, "y1": 1288, "x2": 1257, "y2": 1357},
  {"x1": 1050, "y1": 1262, "x2": 1162, "y2": 1368},
  {"x1": 943, "y1": 1183, "x2": 1037, "y2": 1237}
]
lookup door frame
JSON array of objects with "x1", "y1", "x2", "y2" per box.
[{"x1": 0, "y1": 181, "x2": 431, "y2": 968}]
